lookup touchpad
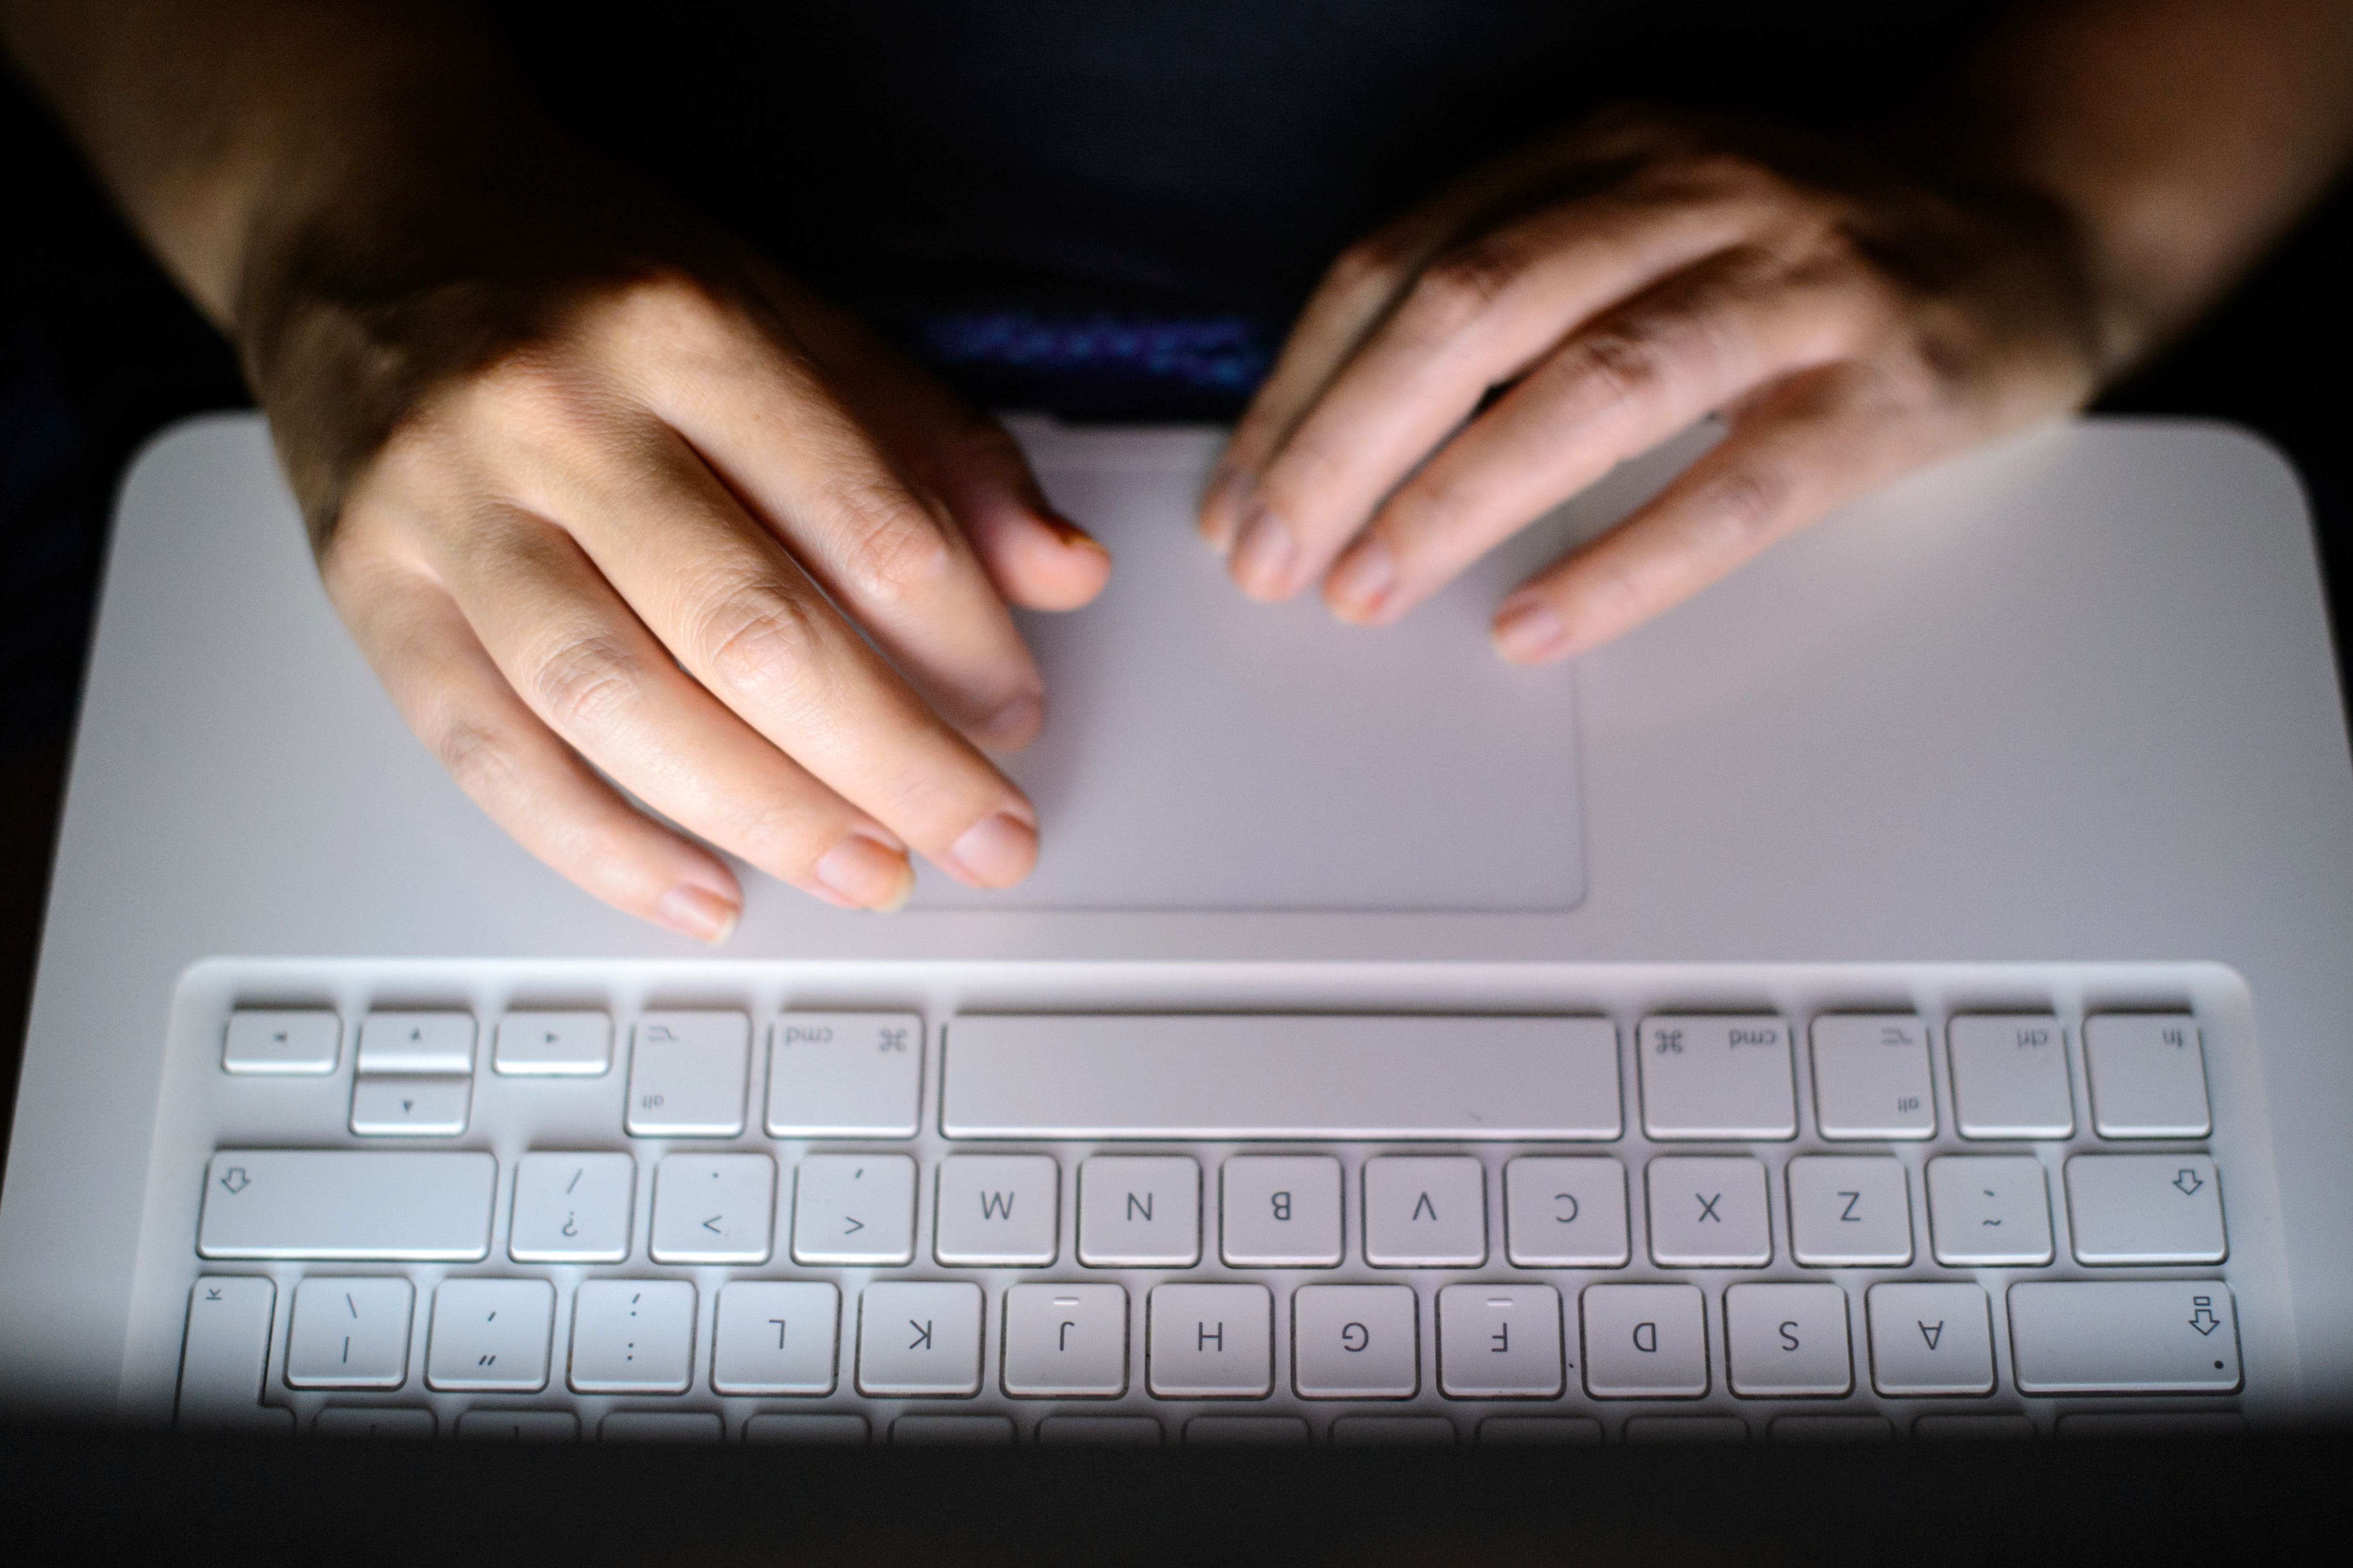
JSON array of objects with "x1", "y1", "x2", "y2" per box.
[{"x1": 910, "y1": 428, "x2": 1589, "y2": 912}]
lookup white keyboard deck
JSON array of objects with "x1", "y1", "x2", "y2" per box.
[{"x1": 137, "y1": 960, "x2": 2281, "y2": 1446}]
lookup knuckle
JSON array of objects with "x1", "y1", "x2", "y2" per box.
[
  {"x1": 837, "y1": 493, "x2": 953, "y2": 603},
  {"x1": 1327, "y1": 232, "x2": 1411, "y2": 301},
  {"x1": 1559, "y1": 322, "x2": 1675, "y2": 413},
  {"x1": 1690, "y1": 461, "x2": 1795, "y2": 546},
  {"x1": 1400, "y1": 243, "x2": 1526, "y2": 338},
  {"x1": 528, "y1": 630, "x2": 645, "y2": 734},
  {"x1": 696, "y1": 584, "x2": 832, "y2": 709},
  {"x1": 425, "y1": 711, "x2": 519, "y2": 800}
]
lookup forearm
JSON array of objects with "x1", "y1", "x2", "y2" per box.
[
  {"x1": 1933, "y1": 0, "x2": 2353, "y2": 374},
  {"x1": 0, "y1": 1, "x2": 525, "y2": 332}
]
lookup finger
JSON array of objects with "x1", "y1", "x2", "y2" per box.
[
  {"x1": 503, "y1": 427, "x2": 1042, "y2": 889},
  {"x1": 1199, "y1": 123, "x2": 1664, "y2": 548},
  {"x1": 1323, "y1": 246, "x2": 1877, "y2": 625},
  {"x1": 1487, "y1": 361, "x2": 1943, "y2": 663},
  {"x1": 771, "y1": 284, "x2": 1112, "y2": 616},
  {"x1": 609, "y1": 282, "x2": 1048, "y2": 749},
  {"x1": 412, "y1": 498, "x2": 938, "y2": 908},
  {"x1": 328, "y1": 555, "x2": 746, "y2": 939},
  {"x1": 1225, "y1": 190, "x2": 1763, "y2": 600}
]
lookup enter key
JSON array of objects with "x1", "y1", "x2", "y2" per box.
[{"x1": 2065, "y1": 1154, "x2": 2226, "y2": 1264}]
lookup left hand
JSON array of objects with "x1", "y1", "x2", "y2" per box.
[{"x1": 1200, "y1": 109, "x2": 2108, "y2": 661}]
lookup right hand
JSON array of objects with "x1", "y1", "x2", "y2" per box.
[{"x1": 246, "y1": 151, "x2": 1109, "y2": 939}]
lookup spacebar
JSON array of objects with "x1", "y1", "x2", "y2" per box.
[
  {"x1": 941, "y1": 1015, "x2": 1622, "y2": 1139},
  {"x1": 198, "y1": 1150, "x2": 495, "y2": 1260}
]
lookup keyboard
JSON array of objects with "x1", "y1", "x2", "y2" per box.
[{"x1": 144, "y1": 959, "x2": 2275, "y2": 1446}]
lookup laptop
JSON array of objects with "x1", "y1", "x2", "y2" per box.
[{"x1": 1, "y1": 411, "x2": 2347, "y2": 1445}]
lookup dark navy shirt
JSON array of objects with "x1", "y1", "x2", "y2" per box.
[{"x1": 485, "y1": 1, "x2": 2002, "y2": 414}]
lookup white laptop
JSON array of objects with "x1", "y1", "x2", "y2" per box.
[{"x1": 2, "y1": 411, "x2": 2348, "y2": 1446}]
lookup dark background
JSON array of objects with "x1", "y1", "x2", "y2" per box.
[{"x1": 1, "y1": 23, "x2": 2348, "y2": 1552}]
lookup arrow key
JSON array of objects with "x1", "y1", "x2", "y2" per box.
[
  {"x1": 351, "y1": 1075, "x2": 470, "y2": 1137},
  {"x1": 2065, "y1": 1154, "x2": 2226, "y2": 1264},
  {"x1": 650, "y1": 1153, "x2": 776, "y2": 1264}
]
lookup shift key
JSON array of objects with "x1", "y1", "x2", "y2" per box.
[
  {"x1": 2008, "y1": 1282, "x2": 2241, "y2": 1394},
  {"x1": 198, "y1": 1150, "x2": 495, "y2": 1260}
]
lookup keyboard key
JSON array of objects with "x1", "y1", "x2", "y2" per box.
[
  {"x1": 712, "y1": 1280, "x2": 839, "y2": 1395},
  {"x1": 456, "y1": 1409, "x2": 580, "y2": 1441},
  {"x1": 1332, "y1": 1416, "x2": 1456, "y2": 1446},
  {"x1": 1808, "y1": 1015, "x2": 1934, "y2": 1139},
  {"x1": 1078, "y1": 1156, "x2": 1201, "y2": 1267},
  {"x1": 1001, "y1": 1283, "x2": 1128, "y2": 1397},
  {"x1": 1038, "y1": 1416, "x2": 1163, "y2": 1446},
  {"x1": 457, "y1": 1410, "x2": 579, "y2": 1440},
  {"x1": 1437, "y1": 1284, "x2": 1563, "y2": 1398},
  {"x1": 509, "y1": 1152, "x2": 635, "y2": 1264},
  {"x1": 1725, "y1": 1283, "x2": 1852, "y2": 1397},
  {"x1": 1581, "y1": 1284, "x2": 1708, "y2": 1398},
  {"x1": 349, "y1": 1076, "x2": 470, "y2": 1137},
  {"x1": 650, "y1": 1153, "x2": 775, "y2": 1265},
  {"x1": 1221, "y1": 1155, "x2": 1343, "y2": 1267},
  {"x1": 766, "y1": 1012, "x2": 924, "y2": 1137},
  {"x1": 1947, "y1": 1015, "x2": 2073, "y2": 1139},
  {"x1": 313, "y1": 1407, "x2": 435, "y2": 1439},
  {"x1": 199, "y1": 1151, "x2": 494, "y2": 1261},
  {"x1": 1645, "y1": 1156, "x2": 1771, "y2": 1268},
  {"x1": 744, "y1": 1413, "x2": 868, "y2": 1444},
  {"x1": 602, "y1": 1411, "x2": 721, "y2": 1443},
  {"x1": 569, "y1": 1280, "x2": 697, "y2": 1394},
  {"x1": 285, "y1": 1276, "x2": 413, "y2": 1390},
  {"x1": 425, "y1": 1278, "x2": 555, "y2": 1392},
  {"x1": 1362, "y1": 1156, "x2": 1486, "y2": 1267},
  {"x1": 1293, "y1": 1284, "x2": 1419, "y2": 1398},
  {"x1": 357, "y1": 1011, "x2": 476, "y2": 1075},
  {"x1": 493, "y1": 1010, "x2": 612, "y2": 1076},
  {"x1": 2083, "y1": 1015, "x2": 2212, "y2": 1138},
  {"x1": 176, "y1": 1276, "x2": 280, "y2": 1430},
  {"x1": 1624, "y1": 1415, "x2": 1748, "y2": 1444},
  {"x1": 1478, "y1": 1417, "x2": 1602, "y2": 1445},
  {"x1": 1772, "y1": 1415, "x2": 1890, "y2": 1443},
  {"x1": 858, "y1": 1282, "x2": 983, "y2": 1397},
  {"x1": 1914, "y1": 1415, "x2": 2034, "y2": 1441},
  {"x1": 1638, "y1": 1015, "x2": 1796, "y2": 1140},
  {"x1": 893, "y1": 1414, "x2": 1014, "y2": 1445},
  {"x1": 222, "y1": 1009, "x2": 340, "y2": 1075},
  {"x1": 2064, "y1": 1154, "x2": 2226, "y2": 1264},
  {"x1": 791, "y1": 1153, "x2": 917, "y2": 1266},
  {"x1": 1925, "y1": 1155, "x2": 2053, "y2": 1266},
  {"x1": 2008, "y1": 1282, "x2": 2241, "y2": 1394},
  {"x1": 1503, "y1": 1156, "x2": 1629, "y2": 1268},
  {"x1": 1866, "y1": 1283, "x2": 1993, "y2": 1396},
  {"x1": 1148, "y1": 1284, "x2": 1273, "y2": 1398},
  {"x1": 1185, "y1": 1416, "x2": 1307, "y2": 1446},
  {"x1": 1785, "y1": 1156, "x2": 1912, "y2": 1267},
  {"x1": 934, "y1": 1154, "x2": 1059, "y2": 1266},
  {"x1": 2056, "y1": 1412, "x2": 2246, "y2": 1439},
  {"x1": 941, "y1": 1015, "x2": 1621, "y2": 1139},
  {"x1": 625, "y1": 1011, "x2": 750, "y2": 1137}
]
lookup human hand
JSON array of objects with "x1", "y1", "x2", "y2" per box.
[
  {"x1": 1199, "y1": 109, "x2": 2104, "y2": 660},
  {"x1": 251, "y1": 153, "x2": 1109, "y2": 939}
]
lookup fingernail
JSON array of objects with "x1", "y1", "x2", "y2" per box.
[
  {"x1": 1200, "y1": 468, "x2": 1251, "y2": 551},
  {"x1": 1230, "y1": 506, "x2": 1298, "y2": 599},
  {"x1": 814, "y1": 832, "x2": 916, "y2": 911},
  {"x1": 655, "y1": 883, "x2": 740, "y2": 943},
  {"x1": 1492, "y1": 597, "x2": 1568, "y2": 663},
  {"x1": 1324, "y1": 539, "x2": 1398, "y2": 621},
  {"x1": 974, "y1": 691, "x2": 1043, "y2": 749},
  {"x1": 1041, "y1": 510, "x2": 1110, "y2": 559},
  {"x1": 947, "y1": 811, "x2": 1039, "y2": 887}
]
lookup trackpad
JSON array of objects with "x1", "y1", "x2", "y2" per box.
[{"x1": 909, "y1": 428, "x2": 1589, "y2": 912}]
